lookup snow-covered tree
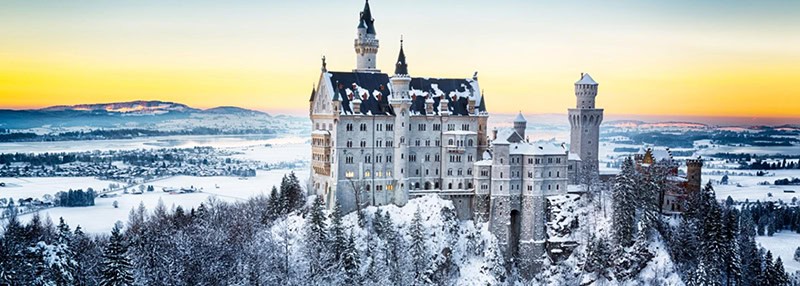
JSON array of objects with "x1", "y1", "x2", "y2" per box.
[
  {"x1": 612, "y1": 157, "x2": 637, "y2": 247},
  {"x1": 410, "y1": 207, "x2": 431, "y2": 285},
  {"x1": 100, "y1": 224, "x2": 134, "y2": 286}
]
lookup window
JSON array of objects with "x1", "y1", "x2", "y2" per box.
[
  {"x1": 345, "y1": 156, "x2": 353, "y2": 164},
  {"x1": 468, "y1": 139, "x2": 474, "y2": 147},
  {"x1": 346, "y1": 123, "x2": 353, "y2": 131},
  {"x1": 433, "y1": 124, "x2": 441, "y2": 131},
  {"x1": 345, "y1": 171, "x2": 355, "y2": 177},
  {"x1": 365, "y1": 170, "x2": 371, "y2": 177},
  {"x1": 386, "y1": 124, "x2": 393, "y2": 131},
  {"x1": 377, "y1": 124, "x2": 383, "y2": 131},
  {"x1": 425, "y1": 139, "x2": 431, "y2": 146},
  {"x1": 360, "y1": 123, "x2": 367, "y2": 131},
  {"x1": 435, "y1": 140, "x2": 440, "y2": 147},
  {"x1": 415, "y1": 139, "x2": 420, "y2": 146},
  {"x1": 556, "y1": 171, "x2": 560, "y2": 177},
  {"x1": 425, "y1": 154, "x2": 431, "y2": 162},
  {"x1": 347, "y1": 140, "x2": 353, "y2": 148},
  {"x1": 448, "y1": 139, "x2": 454, "y2": 146},
  {"x1": 435, "y1": 154, "x2": 440, "y2": 162},
  {"x1": 360, "y1": 141, "x2": 367, "y2": 148},
  {"x1": 409, "y1": 154, "x2": 416, "y2": 162},
  {"x1": 448, "y1": 169, "x2": 453, "y2": 176},
  {"x1": 447, "y1": 124, "x2": 455, "y2": 131},
  {"x1": 418, "y1": 124, "x2": 426, "y2": 131},
  {"x1": 387, "y1": 155, "x2": 392, "y2": 163},
  {"x1": 365, "y1": 156, "x2": 372, "y2": 163}
]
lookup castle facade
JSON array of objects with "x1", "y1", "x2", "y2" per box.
[{"x1": 308, "y1": 1, "x2": 603, "y2": 271}]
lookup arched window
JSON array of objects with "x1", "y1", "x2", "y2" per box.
[
  {"x1": 414, "y1": 182, "x2": 420, "y2": 189},
  {"x1": 468, "y1": 139, "x2": 474, "y2": 147},
  {"x1": 448, "y1": 183, "x2": 453, "y2": 189},
  {"x1": 448, "y1": 139, "x2": 454, "y2": 146}
]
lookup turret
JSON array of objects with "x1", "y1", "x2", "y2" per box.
[
  {"x1": 686, "y1": 158, "x2": 703, "y2": 193},
  {"x1": 354, "y1": 0, "x2": 379, "y2": 72},
  {"x1": 389, "y1": 39, "x2": 411, "y2": 101},
  {"x1": 513, "y1": 112, "x2": 527, "y2": 140},
  {"x1": 575, "y1": 73, "x2": 598, "y2": 109}
]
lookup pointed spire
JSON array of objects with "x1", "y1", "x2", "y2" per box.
[
  {"x1": 514, "y1": 111, "x2": 526, "y2": 123},
  {"x1": 321, "y1": 56, "x2": 327, "y2": 72},
  {"x1": 394, "y1": 36, "x2": 408, "y2": 75},
  {"x1": 477, "y1": 91, "x2": 487, "y2": 112},
  {"x1": 359, "y1": 0, "x2": 376, "y2": 35},
  {"x1": 309, "y1": 84, "x2": 316, "y2": 102}
]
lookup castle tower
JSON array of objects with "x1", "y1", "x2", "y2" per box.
[
  {"x1": 389, "y1": 39, "x2": 411, "y2": 205},
  {"x1": 354, "y1": 0, "x2": 379, "y2": 72},
  {"x1": 513, "y1": 112, "x2": 527, "y2": 140},
  {"x1": 686, "y1": 158, "x2": 703, "y2": 193},
  {"x1": 568, "y1": 73, "x2": 603, "y2": 176}
]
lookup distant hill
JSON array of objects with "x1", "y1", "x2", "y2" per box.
[
  {"x1": 0, "y1": 100, "x2": 289, "y2": 133},
  {"x1": 40, "y1": 100, "x2": 200, "y2": 115}
]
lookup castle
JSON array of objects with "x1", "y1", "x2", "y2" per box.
[
  {"x1": 308, "y1": 1, "x2": 603, "y2": 272},
  {"x1": 633, "y1": 147, "x2": 703, "y2": 214}
]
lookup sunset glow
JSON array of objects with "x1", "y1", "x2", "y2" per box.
[{"x1": 1, "y1": 0, "x2": 798, "y2": 119}]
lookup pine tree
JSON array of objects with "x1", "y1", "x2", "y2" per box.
[
  {"x1": 263, "y1": 186, "x2": 285, "y2": 220},
  {"x1": 612, "y1": 157, "x2": 637, "y2": 247},
  {"x1": 775, "y1": 257, "x2": 790, "y2": 285},
  {"x1": 328, "y1": 203, "x2": 347, "y2": 266},
  {"x1": 583, "y1": 235, "x2": 613, "y2": 282},
  {"x1": 304, "y1": 196, "x2": 328, "y2": 280},
  {"x1": 409, "y1": 207, "x2": 430, "y2": 285},
  {"x1": 342, "y1": 232, "x2": 360, "y2": 285},
  {"x1": 761, "y1": 251, "x2": 778, "y2": 286},
  {"x1": 719, "y1": 208, "x2": 742, "y2": 285},
  {"x1": 100, "y1": 224, "x2": 134, "y2": 286}
]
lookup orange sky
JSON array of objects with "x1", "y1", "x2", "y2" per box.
[{"x1": 1, "y1": 1, "x2": 798, "y2": 119}]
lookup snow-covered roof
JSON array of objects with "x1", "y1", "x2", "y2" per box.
[
  {"x1": 568, "y1": 152, "x2": 581, "y2": 161},
  {"x1": 509, "y1": 142, "x2": 566, "y2": 156},
  {"x1": 514, "y1": 112, "x2": 526, "y2": 123},
  {"x1": 494, "y1": 128, "x2": 522, "y2": 144},
  {"x1": 311, "y1": 130, "x2": 331, "y2": 135},
  {"x1": 474, "y1": 160, "x2": 492, "y2": 166},
  {"x1": 575, "y1": 73, "x2": 598, "y2": 85}
]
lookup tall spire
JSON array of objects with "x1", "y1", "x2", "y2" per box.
[
  {"x1": 394, "y1": 36, "x2": 408, "y2": 75},
  {"x1": 359, "y1": 0, "x2": 376, "y2": 35}
]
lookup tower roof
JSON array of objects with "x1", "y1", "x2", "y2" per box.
[
  {"x1": 477, "y1": 94, "x2": 487, "y2": 112},
  {"x1": 394, "y1": 38, "x2": 408, "y2": 75},
  {"x1": 514, "y1": 111, "x2": 526, "y2": 123},
  {"x1": 575, "y1": 73, "x2": 598, "y2": 85},
  {"x1": 359, "y1": 0, "x2": 376, "y2": 35},
  {"x1": 309, "y1": 85, "x2": 316, "y2": 102}
]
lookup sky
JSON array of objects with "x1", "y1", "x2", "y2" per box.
[{"x1": 0, "y1": 0, "x2": 798, "y2": 121}]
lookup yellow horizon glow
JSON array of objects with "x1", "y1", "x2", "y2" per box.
[{"x1": 1, "y1": 1, "x2": 798, "y2": 119}]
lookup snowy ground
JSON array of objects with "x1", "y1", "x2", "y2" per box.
[
  {"x1": 0, "y1": 177, "x2": 120, "y2": 201},
  {"x1": 755, "y1": 231, "x2": 800, "y2": 273},
  {"x1": 0, "y1": 134, "x2": 309, "y2": 154},
  {"x1": 17, "y1": 168, "x2": 309, "y2": 234},
  {"x1": 704, "y1": 169, "x2": 800, "y2": 202},
  {"x1": 2, "y1": 134, "x2": 313, "y2": 234}
]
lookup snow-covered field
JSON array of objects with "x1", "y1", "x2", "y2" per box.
[
  {"x1": 0, "y1": 177, "x2": 119, "y2": 200},
  {"x1": 756, "y1": 231, "x2": 800, "y2": 273},
  {"x1": 18, "y1": 169, "x2": 309, "y2": 234},
  {"x1": 0, "y1": 134, "x2": 313, "y2": 234},
  {"x1": 704, "y1": 169, "x2": 800, "y2": 202},
  {"x1": 0, "y1": 134, "x2": 308, "y2": 154}
]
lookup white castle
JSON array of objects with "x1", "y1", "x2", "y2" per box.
[{"x1": 308, "y1": 0, "x2": 602, "y2": 272}]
